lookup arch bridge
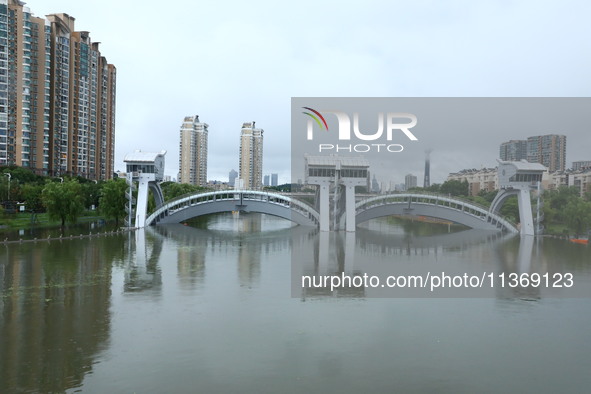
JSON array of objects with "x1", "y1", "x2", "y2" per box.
[
  {"x1": 125, "y1": 153, "x2": 528, "y2": 235},
  {"x1": 145, "y1": 190, "x2": 517, "y2": 234},
  {"x1": 145, "y1": 190, "x2": 319, "y2": 227},
  {"x1": 347, "y1": 193, "x2": 518, "y2": 233}
]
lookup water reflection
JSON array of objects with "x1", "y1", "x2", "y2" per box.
[
  {"x1": 0, "y1": 214, "x2": 589, "y2": 393},
  {"x1": 123, "y1": 230, "x2": 163, "y2": 293},
  {"x1": 153, "y1": 214, "x2": 304, "y2": 289},
  {"x1": 155, "y1": 214, "x2": 589, "y2": 300},
  {"x1": 293, "y1": 220, "x2": 590, "y2": 299},
  {"x1": 0, "y1": 235, "x2": 125, "y2": 393}
]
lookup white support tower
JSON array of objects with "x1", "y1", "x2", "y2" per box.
[
  {"x1": 305, "y1": 155, "x2": 369, "y2": 232},
  {"x1": 490, "y1": 160, "x2": 546, "y2": 236},
  {"x1": 124, "y1": 150, "x2": 166, "y2": 228}
]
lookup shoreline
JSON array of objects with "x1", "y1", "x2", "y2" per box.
[{"x1": 0, "y1": 227, "x2": 135, "y2": 245}]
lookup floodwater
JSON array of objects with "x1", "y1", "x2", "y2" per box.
[{"x1": 1, "y1": 213, "x2": 590, "y2": 393}]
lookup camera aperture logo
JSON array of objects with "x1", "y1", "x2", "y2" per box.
[{"x1": 302, "y1": 107, "x2": 418, "y2": 153}]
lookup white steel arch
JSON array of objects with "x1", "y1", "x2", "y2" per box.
[
  {"x1": 351, "y1": 193, "x2": 518, "y2": 233},
  {"x1": 145, "y1": 190, "x2": 319, "y2": 227}
]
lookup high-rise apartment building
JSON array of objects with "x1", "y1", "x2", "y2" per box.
[
  {"x1": 499, "y1": 140, "x2": 527, "y2": 161},
  {"x1": 271, "y1": 173, "x2": 278, "y2": 186},
  {"x1": 405, "y1": 173, "x2": 417, "y2": 190},
  {"x1": 0, "y1": 2, "x2": 116, "y2": 179},
  {"x1": 499, "y1": 134, "x2": 566, "y2": 173},
  {"x1": 238, "y1": 121, "x2": 263, "y2": 189},
  {"x1": 178, "y1": 115, "x2": 208, "y2": 186},
  {"x1": 526, "y1": 134, "x2": 566, "y2": 172}
]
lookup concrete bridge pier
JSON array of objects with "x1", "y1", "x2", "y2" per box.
[
  {"x1": 517, "y1": 188, "x2": 535, "y2": 236},
  {"x1": 305, "y1": 155, "x2": 370, "y2": 232},
  {"x1": 135, "y1": 173, "x2": 157, "y2": 228},
  {"x1": 317, "y1": 180, "x2": 331, "y2": 232},
  {"x1": 318, "y1": 232, "x2": 330, "y2": 272},
  {"x1": 343, "y1": 232, "x2": 355, "y2": 272},
  {"x1": 517, "y1": 235, "x2": 534, "y2": 274},
  {"x1": 124, "y1": 150, "x2": 166, "y2": 228},
  {"x1": 344, "y1": 185, "x2": 356, "y2": 232}
]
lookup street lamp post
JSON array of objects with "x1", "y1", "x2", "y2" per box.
[{"x1": 4, "y1": 173, "x2": 10, "y2": 201}]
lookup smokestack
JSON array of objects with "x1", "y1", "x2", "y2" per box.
[{"x1": 423, "y1": 149, "x2": 432, "y2": 188}]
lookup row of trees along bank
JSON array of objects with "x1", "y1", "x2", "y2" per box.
[
  {"x1": 0, "y1": 167, "x2": 210, "y2": 228},
  {"x1": 0, "y1": 167, "x2": 128, "y2": 227},
  {"x1": 410, "y1": 179, "x2": 591, "y2": 237},
  {"x1": 2, "y1": 167, "x2": 589, "y2": 236}
]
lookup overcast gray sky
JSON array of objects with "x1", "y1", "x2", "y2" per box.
[{"x1": 30, "y1": 0, "x2": 591, "y2": 184}]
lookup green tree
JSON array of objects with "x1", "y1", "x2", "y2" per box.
[
  {"x1": 439, "y1": 180, "x2": 469, "y2": 197},
  {"x1": 161, "y1": 182, "x2": 206, "y2": 201},
  {"x1": 542, "y1": 202, "x2": 558, "y2": 226},
  {"x1": 21, "y1": 183, "x2": 44, "y2": 212},
  {"x1": 264, "y1": 183, "x2": 293, "y2": 192},
  {"x1": 467, "y1": 195, "x2": 490, "y2": 208},
  {"x1": 99, "y1": 179, "x2": 128, "y2": 226},
  {"x1": 477, "y1": 189, "x2": 498, "y2": 204},
  {"x1": 564, "y1": 199, "x2": 591, "y2": 237},
  {"x1": 1, "y1": 166, "x2": 44, "y2": 184},
  {"x1": 42, "y1": 180, "x2": 84, "y2": 227},
  {"x1": 500, "y1": 195, "x2": 519, "y2": 223},
  {"x1": 548, "y1": 186, "x2": 579, "y2": 211},
  {"x1": 541, "y1": 186, "x2": 583, "y2": 233},
  {"x1": 82, "y1": 181, "x2": 102, "y2": 209},
  {"x1": 425, "y1": 183, "x2": 441, "y2": 193},
  {"x1": 0, "y1": 174, "x2": 9, "y2": 201}
]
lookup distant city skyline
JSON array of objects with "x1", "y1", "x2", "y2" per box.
[
  {"x1": 262, "y1": 174, "x2": 278, "y2": 186},
  {"x1": 292, "y1": 98, "x2": 591, "y2": 192},
  {"x1": 24, "y1": 1, "x2": 591, "y2": 185}
]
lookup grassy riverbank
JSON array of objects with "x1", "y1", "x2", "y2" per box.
[{"x1": 0, "y1": 210, "x2": 107, "y2": 230}]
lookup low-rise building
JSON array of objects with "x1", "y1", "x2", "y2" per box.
[
  {"x1": 572, "y1": 160, "x2": 591, "y2": 171},
  {"x1": 448, "y1": 163, "x2": 554, "y2": 196},
  {"x1": 447, "y1": 167, "x2": 498, "y2": 196},
  {"x1": 549, "y1": 168, "x2": 591, "y2": 196}
]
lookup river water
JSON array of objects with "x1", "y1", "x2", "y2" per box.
[{"x1": 1, "y1": 213, "x2": 590, "y2": 393}]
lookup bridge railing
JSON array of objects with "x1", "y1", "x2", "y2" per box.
[
  {"x1": 146, "y1": 190, "x2": 320, "y2": 226},
  {"x1": 381, "y1": 191, "x2": 495, "y2": 211},
  {"x1": 153, "y1": 189, "x2": 212, "y2": 209}
]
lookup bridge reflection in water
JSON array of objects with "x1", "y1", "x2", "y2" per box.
[
  {"x1": 292, "y1": 225, "x2": 526, "y2": 299},
  {"x1": 1, "y1": 213, "x2": 588, "y2": 393},
  {"x1": 293, "y1": 222, "x2": 588, "y2": 299},
  {"x1": 138, "y1": 213, "x2": 584, "y2": 300}
]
